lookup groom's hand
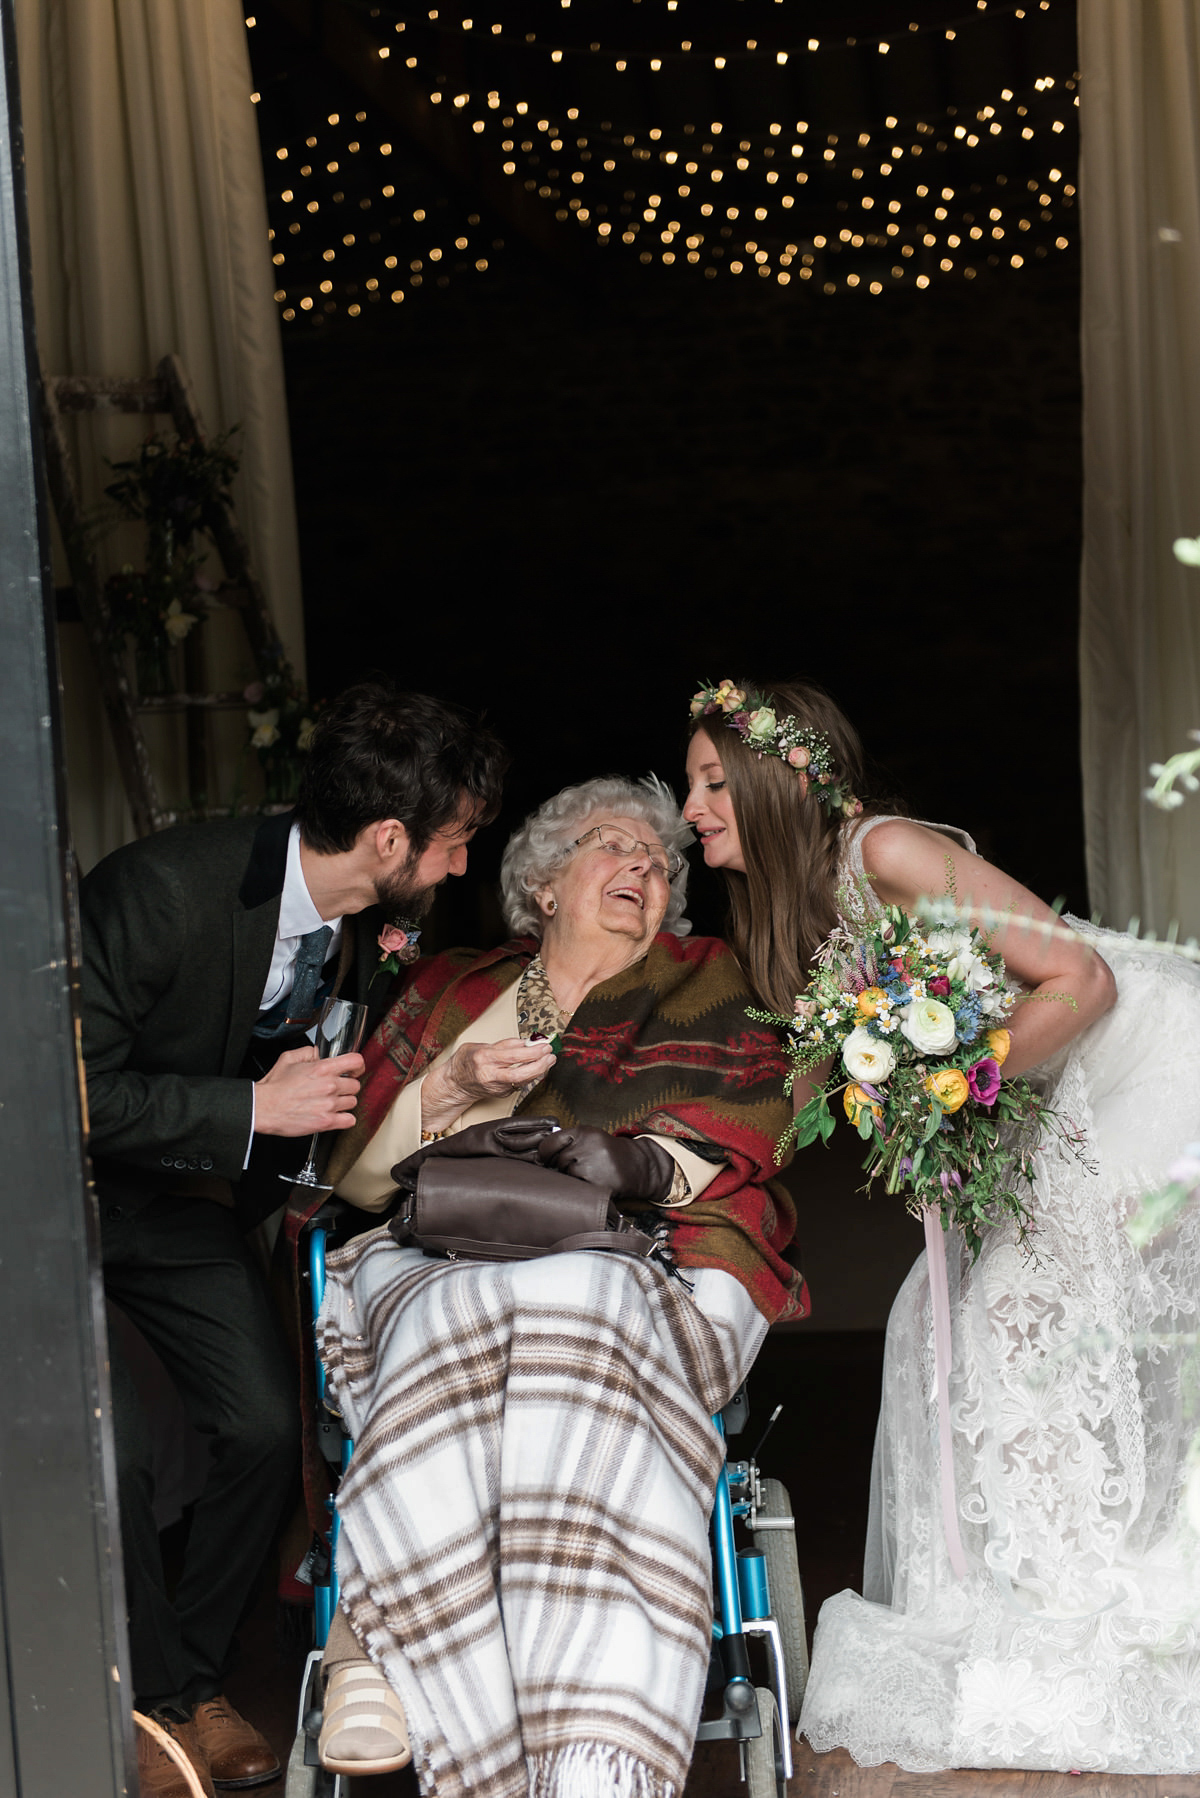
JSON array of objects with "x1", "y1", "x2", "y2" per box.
[{"x1": 254, "y1": 1045, "x2": 365, "y2": 1136}]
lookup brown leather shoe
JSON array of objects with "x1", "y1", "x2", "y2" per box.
[
  {"x1": 190, "y1": 1696, "x2": 280, "y2": 1790},
  {"x1": 137, "y1": 1714, "x2": 217, "y2": 1798}
]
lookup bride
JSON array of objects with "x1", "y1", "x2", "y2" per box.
[{"x1": 684, "y1": 676, "x2": 1200, "y2": 1774}]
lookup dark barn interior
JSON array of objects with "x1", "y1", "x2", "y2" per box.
[
  {"x1": 249, "y1": 0, "x2": 1085, "y2": 957},
  {"x1": 220, "y1": 6, "x2": 1095, "y2": 1791}
]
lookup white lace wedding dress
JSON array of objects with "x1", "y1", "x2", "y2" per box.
[{"x1": 799, "y1": 817, "x2": 1200, "y2": 1773}]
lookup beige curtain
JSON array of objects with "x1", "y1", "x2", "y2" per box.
[
  {"x1": 1079, "y1": 0, "x2": 1200, "y2": 939},
  {"x1": 15, "y1": 0, "x2": 303, "y2": 871}
]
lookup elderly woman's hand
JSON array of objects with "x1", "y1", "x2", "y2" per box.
[
  {"x1": 420, "y1": 1036, "x2": 557, "y2": 1136},
  {"x1": 538, "y1": 1125, "x2": 675, "y2": 1203}
]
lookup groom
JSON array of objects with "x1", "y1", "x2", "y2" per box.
[{"x1": 81, "y1": 682, "x2": 506, "y2": 1798}]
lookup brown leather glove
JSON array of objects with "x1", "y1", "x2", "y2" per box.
[
  {"x1": 392, "y1": 1117, "x2": 562, "y2": 1189},
  {"x1": 537, "y1": 1125, "x2": 675, "y2": 1203}
]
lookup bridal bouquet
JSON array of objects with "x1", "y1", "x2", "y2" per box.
[{"x1": 755, "y1": 901, "x2": 1059, "y2": 1257}]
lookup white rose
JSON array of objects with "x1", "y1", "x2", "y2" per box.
[
  {"x1": 926, "y1": 926, "x2": 970, "y2": 958},
  {"x1": 946, "y1": 948, "x2": 995, "y2": 992},
  {"x1": 842, "y1": 1025, "x2": 895, "y2": 1086},
  {"x1": 900, "y1": 997, "x2": 958, "y2": 1056}
]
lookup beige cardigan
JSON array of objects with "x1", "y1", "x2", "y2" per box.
[{"x1": 336, "y1": 982, "x2": 722, "y2": 1212}]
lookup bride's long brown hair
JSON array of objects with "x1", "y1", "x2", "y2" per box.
[{"x1": 689, "y1": 678, "x2": 901, "y2": 1013}]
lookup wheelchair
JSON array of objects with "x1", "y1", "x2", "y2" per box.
[{"x1": 286, "y1": 1204, "x2": 808, "y2": 1798}]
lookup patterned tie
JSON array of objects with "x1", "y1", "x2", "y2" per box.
[{"x1": 253, "y1": 924, "x2": 334, "y2": 1039}]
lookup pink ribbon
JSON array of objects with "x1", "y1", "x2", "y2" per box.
[{"x1": 923, "y1": 1205, "x2": 967, "y2": 1580}]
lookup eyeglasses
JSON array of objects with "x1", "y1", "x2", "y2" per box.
[{"x1": 573, "y1": 825, "x2": 684, "y2": 882}]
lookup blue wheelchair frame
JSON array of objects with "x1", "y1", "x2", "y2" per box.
[
  {"x1": 293, "y1": 1210, "x2": 796, "y2": 1794},
  {"x1": 700, "y1": 1407, "x2": 795, "y2": 1784},
  {"x1": 307, "y1": 1221, "x2": 351, "y2": 1649}
]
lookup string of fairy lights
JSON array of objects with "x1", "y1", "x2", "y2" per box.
[
  {"x1": 345, "y1": 0, "x2": 1058, "y2": 65},
  {"x1": 262, "y1": 108, "x2": 500, "y2": 320},
  {"x1": 249, "y1": 1, "x2": 1078, "y2": 322}
]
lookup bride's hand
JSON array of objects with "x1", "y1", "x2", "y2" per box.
[{"x1": 420, "y1": 1036, "x2": 557, "y2": 1134}]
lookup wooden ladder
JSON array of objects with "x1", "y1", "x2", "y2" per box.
[{"x1": 40, "y1": 352, "x2": 288, "y2": 835}]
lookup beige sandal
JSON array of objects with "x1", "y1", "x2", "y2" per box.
[{"x1": 318, "y1": 1663, "x2": 412, "y2": 1776}]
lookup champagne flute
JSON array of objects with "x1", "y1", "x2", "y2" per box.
[{"x1": 283, "y1": 996, "x2": 371, "y2": 1192}]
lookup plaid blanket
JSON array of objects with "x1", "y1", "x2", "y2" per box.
[{"x1": 319, "y1": 1234, "x2": 763, "y2": 1798}]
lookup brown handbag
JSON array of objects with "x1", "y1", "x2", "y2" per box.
[{"x1": 387, "y1": 1117, "x2": 661, "y2": 1263}]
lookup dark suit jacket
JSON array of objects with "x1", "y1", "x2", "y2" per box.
[{"x1": 81, "y1": 811, "x2": 390, "y2": 1230}]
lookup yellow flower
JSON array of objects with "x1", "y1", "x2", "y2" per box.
[
  {"x1": 856, "y1": 986, "x2": 888, "y2": 1019},
  {"x1": 248, "y1": 706, "x2": 281, "y2": 750},
  {"x1": 844, "y1": 1083, "x2": 883, "y2": 1127},
  {"x1": 714, "y1": 679, "x2": 745, "y2": 712},
  {"x1": 986, "y1": 1028, "x2": 1011, "y2": 1067},
  {"x1": 925, "y1": 1067, "x2": 969, "y2": 1113},
  {"x1": 163, "y1": 597, "x2": 198, "y2": 644}
]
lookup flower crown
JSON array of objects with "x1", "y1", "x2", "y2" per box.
[{"x1": 690, "y1": 679, "x2": 863, "y2": 819}]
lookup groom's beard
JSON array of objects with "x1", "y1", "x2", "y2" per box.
[{"x1": 374, "y1": 850, "x2": 436, "y2": 920}]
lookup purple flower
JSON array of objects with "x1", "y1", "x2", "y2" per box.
[
  {"x1": 967, "y1": 1057, "x2": 1001, "y2": 1107},
  {"x1": 939, "y1": 1170, "x2": 963, "y2": 1194}
]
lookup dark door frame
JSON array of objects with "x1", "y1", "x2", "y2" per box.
[{"x1": 0, "y1": 4, "x2": 134, "y2": 1793}]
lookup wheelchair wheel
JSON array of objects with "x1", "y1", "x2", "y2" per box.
[
  {"x1": 745, "y1": 1685, "x2": 786, "y2": 1798},
  {"x1": 752, "y1": 1476, "x2": 809, "y2": 1722}
]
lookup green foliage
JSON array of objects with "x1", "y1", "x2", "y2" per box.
[
  {"x1": 791, "y1": 1092, "x2": 836, "y2": 1150},
  {"x1": 99, "y1": 430, "x2": 241, "y2": 671},
  {"x1": 104, "y1": 431, "x2": 239, "y2": 544},
  {"x1": 241, "y1": 661, "x2": 319, "y2": 805}
]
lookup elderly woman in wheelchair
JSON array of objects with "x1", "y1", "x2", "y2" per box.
[{"x1": 313, "y1": 775, "x2": 806, "y2": 1797}]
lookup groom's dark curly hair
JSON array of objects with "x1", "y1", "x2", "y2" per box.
[{"x1": 295, "y1": 681, "x2": 508, "y2": 854}]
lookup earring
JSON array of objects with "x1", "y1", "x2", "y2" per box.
[{"x1": 546, "y1": 898, "x2": 558, "y2": 915}]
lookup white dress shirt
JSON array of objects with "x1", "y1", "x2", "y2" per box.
[
  {"x1": 246, "y1": 822, "x2": 344, "y2": 1164},
  {"x1": 258, "y1": 821, "x2": 344, "y2": 1011}
]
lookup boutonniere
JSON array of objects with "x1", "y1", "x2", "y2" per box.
[{"x1": 371, "y1": 918, "x2": 422, "y2": 989}]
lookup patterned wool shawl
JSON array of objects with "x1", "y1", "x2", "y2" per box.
[{"x1": 328, "y1": 933, "x2": 809, "y2": 1324}]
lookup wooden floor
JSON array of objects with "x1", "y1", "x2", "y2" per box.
[{"x1": 220, "y1": 1331, "x2": 1200, "y2": 1798}]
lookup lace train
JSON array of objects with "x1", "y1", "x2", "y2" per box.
[{"x1": 800, "y1": 901, "x2": 1200, "y2": 1772}]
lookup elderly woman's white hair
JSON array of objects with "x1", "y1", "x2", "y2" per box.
[{"x1": 500, "y1": 775, "x2": 692, "y2": 940}]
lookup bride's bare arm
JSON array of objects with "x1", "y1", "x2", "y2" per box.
[{"x1": 860, "y1": 820, "x2": 1117, "y2": 1079}]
